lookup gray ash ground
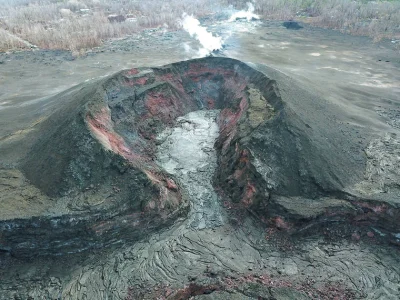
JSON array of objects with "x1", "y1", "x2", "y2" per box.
[{"x1": 0, "y1": 19, "x2": 400, "y2": 300}]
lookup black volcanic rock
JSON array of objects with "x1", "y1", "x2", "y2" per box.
[{"x1": 283, "y1": 21, "x2": 303, "y2": 30}]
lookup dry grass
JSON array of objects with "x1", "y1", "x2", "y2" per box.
[
  {"x1": 311, "y1": 0, "x2": 400, "y2": 42},
  {"x1": 229, "y1": 0, "x2": 400, "y2": 42},
  {"x1": 0, "y1": 0, "x2": 399, "y2": 52},
  {"x1": 0, "y1": 0, "x2": 220, "y2": 51},
  {"x1": 0, "y1": 28, "x2": 30, "y2": 51}
]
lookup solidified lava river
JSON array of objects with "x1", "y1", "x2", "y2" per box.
[
  {"x1": 1, "y1": 57, "x2": 400, "y2": 299},
  {"x1": 156, "y1": 110, "x2": 223, "y2": 229}
]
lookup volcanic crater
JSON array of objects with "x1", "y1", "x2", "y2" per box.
[
  {"x1": 4, "y1": 57, "x2": 283, "y2": 256},
  {"x1": 1, "y1": 57, "x2": 400, "y2": 299},
  {"x1": 1, "y1": 57, "x2": 398, "y2": 258}
]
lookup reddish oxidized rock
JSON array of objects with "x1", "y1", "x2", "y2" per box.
[
  {"x1": 272, "y1": 216, "x2": 291, "y2": 230},
  {"x1": 351, "y1": 232, "x2": 361, "y2": 241},
  {"x1": 367, "y1": 231, "x2": 375, "y2": 238},
  {"x1": 166, "y1": 179, "x2": 178, "y2": 191}
]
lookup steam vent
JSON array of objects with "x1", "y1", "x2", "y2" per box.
[{"x1": 1, "y1": 57, "x2": 400, "y2": 299}]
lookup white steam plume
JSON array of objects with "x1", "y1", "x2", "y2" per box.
[
  {"x1": 229, "y1": 2, "x2": 260, "y2": 22},
  {"x1": 181, "y1": 14, "x2": 223, "y2": 57}
]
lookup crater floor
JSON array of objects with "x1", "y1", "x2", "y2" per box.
[{"x1": 156, "y1": 110, "x2": 224, "y2": 229}]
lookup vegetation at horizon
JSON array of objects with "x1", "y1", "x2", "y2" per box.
[{"x1": 0, "y1": 0, "x2": 399, "y2": 52}]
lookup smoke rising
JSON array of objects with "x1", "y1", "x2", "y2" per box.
[
  {"x1": 181, "y1": 14, "x2": 223, "y2": 57},
  {"x1": 229, "y1": 2, "x2": 260, "y2": 22}
]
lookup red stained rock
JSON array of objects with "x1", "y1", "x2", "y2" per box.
[
  {"x1": 169, "y1": 283, "x2": 218, "y2": 300},
  {"x1": 126, "y1": 68, "x2": 139, "y2": 75},
  {"x1": 207, "y1": 98, "x2": 215, "y2": 109},
  {"x1": 125, "y1": 76, "x2": 148, "y2": 86},
  {"x1": 239, "y1": 149, "x2": 250, "y2": 164},
  {"x1": 87, "y1": 109, "x2": 151, "y2": 166},
  {"x1": 185, "y1": 63, "x2": 235, "y2": 82},
  {"x1": 223, "y1": 201, "x2": 232, "y2": 209},
  {"x1": 145, "y1": 91, "x2": 182, "y2": 124},
  {"x1": 355, "y1": 201, "x2": 388, "y2": 214},
  {"x1": 166, "y1": 179, "x2": 178, "y2": 191},
  {"x1": 351, "y1": 232, "x2": 361, "y2": 241},
  {"x1": 242, "y1": 182, "x2": 256, "y2": 207},
  {"x1": 272, "y1": 216, "x2": 291, "y2": 230}
]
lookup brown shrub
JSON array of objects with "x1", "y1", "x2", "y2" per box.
[{"x1": 0, "y1": 27, "x2": 30, "y2": 51}]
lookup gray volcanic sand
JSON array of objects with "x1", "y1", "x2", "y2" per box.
[
  {"x1": 223, "y1": 23, "x2": 399, "y2": 135},
  {"x1": 0, "y1": 20, "x2": 400, "y2": 299}
]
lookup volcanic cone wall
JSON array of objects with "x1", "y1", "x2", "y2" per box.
[
  {"x1": 22, "y1": 57, "x2": 358, "y2": 217},
  {"x1": 2, "y1": 57, "x2": 372, "y2": 258}
]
